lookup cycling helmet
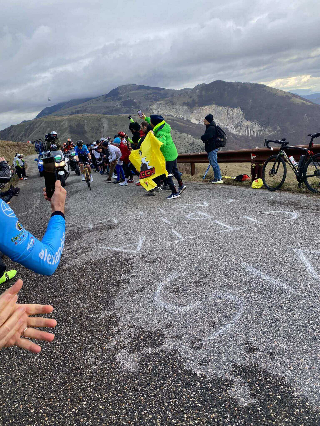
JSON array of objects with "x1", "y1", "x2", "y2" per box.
[
  {"x1": 50, "y1": 131, "x2": 57, "y2": 135},
  {"x1": 118, "y1": 131, "x2": 126, "y2": 138},
  {"x1": 77, "y1": 140, "x2": 83, "y2": 147},
  {"x1": 67, "y1": 138, "x2": 72, "y2": 142},
  {"x1": 50, "y1": 144, "x2": 57, "y2": 151}
]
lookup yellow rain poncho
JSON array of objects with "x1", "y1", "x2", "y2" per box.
[{"x1": 129, "y1": 132, "x2": 168, "y2": 191}]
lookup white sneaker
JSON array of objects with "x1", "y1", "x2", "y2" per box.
[
  {"x1": 119, "y1": 181, "x2": 128, "y2": 186},
  {"x1": 82, "y1": 177, "x2": 85, "y2": 181}
]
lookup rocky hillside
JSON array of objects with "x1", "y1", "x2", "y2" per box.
[
  {"x1": 2, "y1": 81, "x2": 320, "y2": 152},
  {"x1": 0, "y1": 140, "x2": 34, "y2": 163}
]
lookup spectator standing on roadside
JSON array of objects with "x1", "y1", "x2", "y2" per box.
[
  {"x1": 14, "y1": 154, "x2": 28, "y2": 180},
  {"x1": 144, "y1": 114, "x2": 186, "y2": 199},
  {"x1": 106, "y1": 138, "x2": 122, "y2": 182},
  {"x1": 112, "y1": 137, "x2": 125, "y2": 183},
  {"x1": 128, "y1": 119, "x2": 145, "y2": 150},
  {"x1": 118, "y1": 133, "x2": 133, "y2": 186},
  {"x1": 101, "y1": 139, "x2": 110, "y2": 175},
  {"x1": 201, "y1": 114, "x2": 223, "y2": 184}
]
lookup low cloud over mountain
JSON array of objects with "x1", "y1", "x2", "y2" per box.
[{"x1": 1, "y1": 0, "x2": 320, "y2": 130}]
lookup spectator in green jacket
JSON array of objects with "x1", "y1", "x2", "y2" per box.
[{"x1": 144, "y1": 114, "x2": 186, "y2": 199}]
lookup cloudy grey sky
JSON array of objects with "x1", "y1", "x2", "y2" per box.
[{"x1": 1, "y1": 0, "x2": 320, "y2": 130}]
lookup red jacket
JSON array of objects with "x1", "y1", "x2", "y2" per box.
[{"x1": 119, "y1": 141, "x2": 131, "y2": 164}]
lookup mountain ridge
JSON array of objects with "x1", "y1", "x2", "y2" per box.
[{"x1": 1, "y1": 80, "x2": 320, "y2": 152}]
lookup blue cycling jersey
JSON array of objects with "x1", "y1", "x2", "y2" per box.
[
  {"x1": 75, "y1": 145, "x2": 89, "y2": 156},
  {"x1": 0, "y1": 200, "x2": 65, "y2": 276}
]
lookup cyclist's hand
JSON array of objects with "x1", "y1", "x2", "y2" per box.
[{"x1": 43, "y1": 180, "x2": 67, "y2": 214}]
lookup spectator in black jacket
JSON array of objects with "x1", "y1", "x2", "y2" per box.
[
  {"x1": 201, "y1": 114, "x2": 223, "y2": 184},
  {"x1": 129, "y1": 121, "x2": 145, "y2": 150}
]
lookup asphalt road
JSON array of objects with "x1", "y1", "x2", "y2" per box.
[{"x1": 0, "y1": 157, "x2": 320, "y2": 425}]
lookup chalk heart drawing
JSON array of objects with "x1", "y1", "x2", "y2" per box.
[{"x1": 154, "y1": 273, "x2": 244, "y2": 342}]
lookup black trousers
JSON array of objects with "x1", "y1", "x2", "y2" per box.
[
  {"x1": 123, "y1": 163, "x2": 134, "y2": 179},
  {"x1": 165, "y1": 159, "x2": 182, "y2": 193},
  {"x1": 16, "y1": 167, "x2": 26, "y2": 178}
]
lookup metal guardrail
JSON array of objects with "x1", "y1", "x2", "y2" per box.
[{"x1": 177, "y1": 145, "x2": 320, "y2": 180}]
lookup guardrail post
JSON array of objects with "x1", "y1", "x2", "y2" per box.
[{"x1": 191, "y1": 162, "x2": 195, "y2": 176}]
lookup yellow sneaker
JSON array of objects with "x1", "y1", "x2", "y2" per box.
[{"x1": 0, "y1": 270, "x2": 17, "y2": 284}]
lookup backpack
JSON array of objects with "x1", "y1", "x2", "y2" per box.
[
  {"x1": 234, "y1": 174, "x2": 250, "y2": 182},
  {"x1": 215, "y1": 125, "x2": 227, "y2": 147}
]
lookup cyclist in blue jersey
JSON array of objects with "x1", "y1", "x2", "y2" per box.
[
  {"x1": 0, "y1": 157, "x2": 67, "y2": 276},
  {"x1": 74, "y1": 140, "x2": 93, "y2": 182}
]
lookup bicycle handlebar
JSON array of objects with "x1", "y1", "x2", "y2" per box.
[
  {"x1": 264, "y1": 138, "x2": 288, "y2": 149},
  {"x1": 264, "y1": 132, "x2": 320, "y2": 150},
  {"x1": 308, "y1": 132, "x2": 320, "y2": 139}
]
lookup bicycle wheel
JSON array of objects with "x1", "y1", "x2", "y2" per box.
[
  {"x1": 85, "y1": 169, "x2": 91, "y2": 190},
  {"x1": 59, "y1": 175, "x2": 66, "y2": 187},
  {"x1": 304, "y1": 153, "x2": 320, "y2": 193},
  {"x1": 262, "y1": 155, "x2": 287, "y2": 191}
]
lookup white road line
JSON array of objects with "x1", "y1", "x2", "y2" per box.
[
  {"x1": 243, "y1": 216, "x2": 263, "y2": 224},
  {"x1": 161, "y1": 218, "x2": 172, "y2": 225},
  {"x1": 241, "y1": 262, "x2": 298, "y2": 294},
  {"x1": 99, "y1": 236, "x2": 145, "y2": 254},
  {"x1": 294, "y1": 249, "x2": 320, "y2": 281},
  {"x1": 264, "y1": 210, "x2": 299, "y2": 221}
]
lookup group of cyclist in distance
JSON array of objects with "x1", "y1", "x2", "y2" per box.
[{"x1": 35, "y1": 114, "x2": 320, "y2": 196}]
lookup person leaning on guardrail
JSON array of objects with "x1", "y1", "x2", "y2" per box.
[{"x1": 201, "y1": 114, "x2": 223, "y2": 184}]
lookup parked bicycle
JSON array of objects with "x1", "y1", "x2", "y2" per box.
[{"x1": 262, "y1": 133, "x2": 320, "y2": 193}]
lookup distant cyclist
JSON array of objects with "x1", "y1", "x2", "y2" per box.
[{"x1": 74, "y1": 140, "x2": 92, "y2": 182}]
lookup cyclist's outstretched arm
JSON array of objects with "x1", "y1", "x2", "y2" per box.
[{"x1": 0, "y1": 181, "x2": 66, "y2": 276}]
